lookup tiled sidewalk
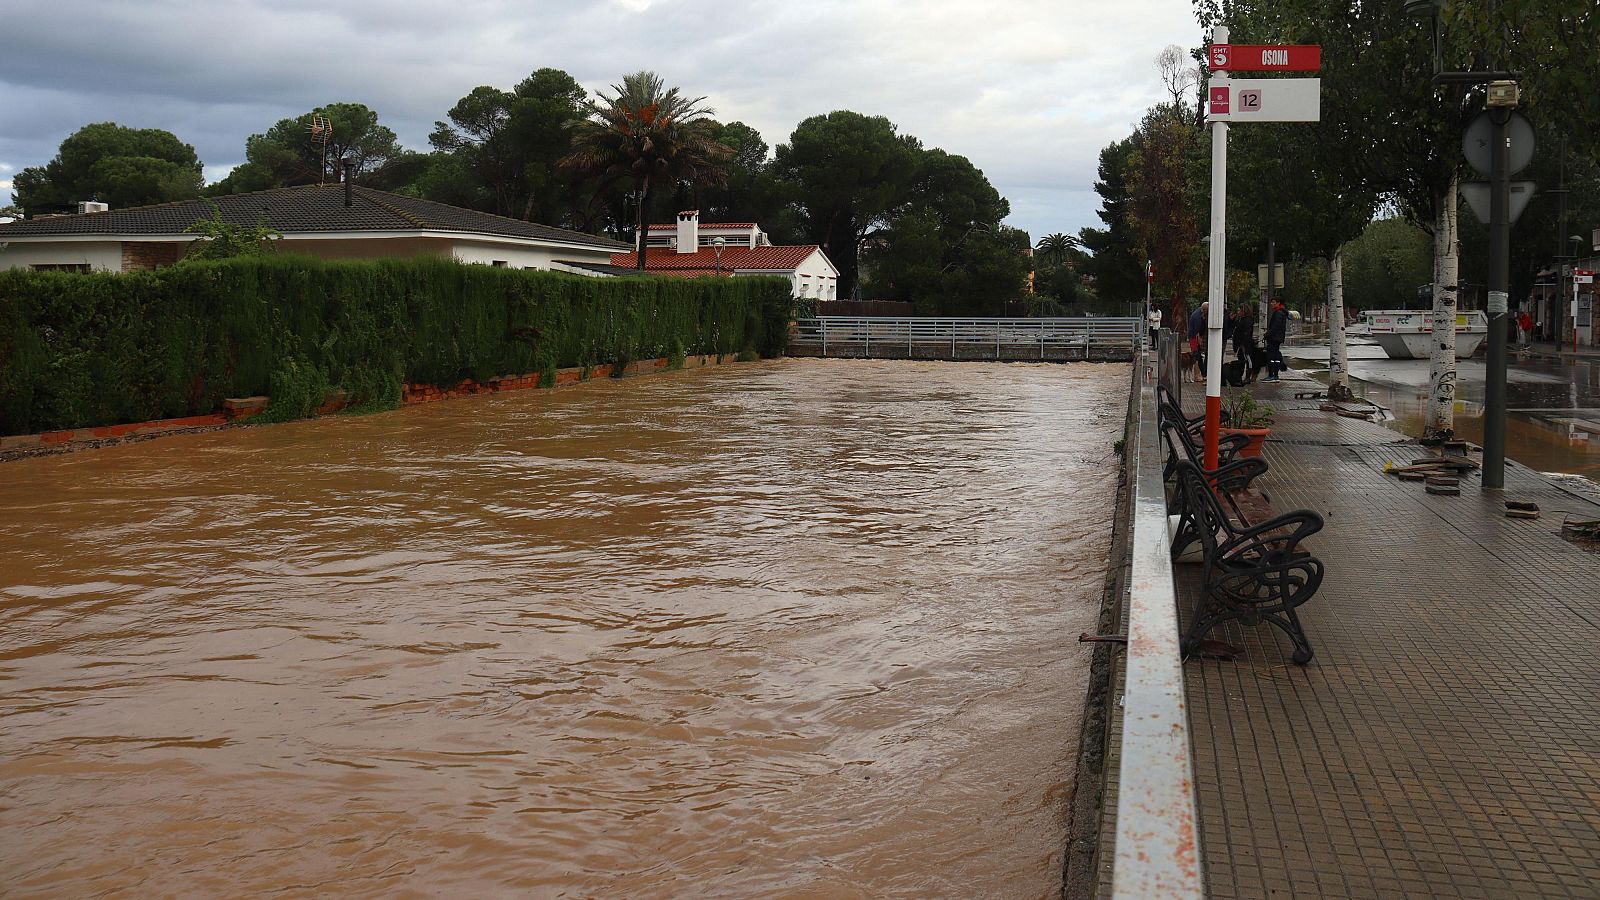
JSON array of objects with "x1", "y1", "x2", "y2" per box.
[{"x1": 1177, "y1": 377, "x2": 1600, "y2": 898}]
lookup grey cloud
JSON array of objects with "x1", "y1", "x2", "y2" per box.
[{"x1": 0, "y1": 0, "x2": 1199, "y2": 237}]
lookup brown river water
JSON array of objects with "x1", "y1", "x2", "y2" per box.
[{"x1": 0, "y1": 358, "x2": 1129, "y2": 898}]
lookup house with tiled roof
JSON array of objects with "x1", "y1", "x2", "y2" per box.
[
  {"x1": 590, "y1": 211, "x2": 839, "y2": 299},
  {"x1": 0, "y1": 183, "x2": 628, "y2": 273}
]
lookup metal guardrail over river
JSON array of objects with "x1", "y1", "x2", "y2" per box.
[
  {"x1": 789, "y1": 316, "x2": 1142, "y2": 362},
  {"x1": 1108, "y1": 341, "x2": 1203, "y2": 898}
]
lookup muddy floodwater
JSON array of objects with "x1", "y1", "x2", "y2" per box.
[{"x1": 0, "y1": 358, "x2": 1129, "y2": 897}]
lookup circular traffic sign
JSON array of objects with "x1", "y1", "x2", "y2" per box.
[{"x1": 1463, "y1": 111, "x2": 1534, "y2": 177}]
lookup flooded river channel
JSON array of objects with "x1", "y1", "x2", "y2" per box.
[{"x1": 0, "y1": 359, "x2": 1129, "y2": 897}]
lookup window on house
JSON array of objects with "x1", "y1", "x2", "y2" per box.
[
  {"x1": 31, "y1": 263, "x2": 91, "y2": 273},
  {"x1": 492, "y1": 260, "x2": 509, "y2": 267}
]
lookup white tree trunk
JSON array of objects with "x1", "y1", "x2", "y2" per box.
[
  {"x1": 1327, "y1": 248, "x2": 1352, "y2": 401},
  {"x1": 1425, "y1": 176, "x2": 1460, "y2": 439}
]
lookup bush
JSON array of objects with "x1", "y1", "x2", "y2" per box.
[{"x1": 0, "y1": 257, "x2": 791, "y2": 435}]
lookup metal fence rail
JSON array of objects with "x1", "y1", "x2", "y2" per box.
[
  {"x1": 1112, "y1": 346, "x2": 1203, "y2": 898},
  {"x1": 790, "y1": 316, "x2": 1142, "y2": 361}
]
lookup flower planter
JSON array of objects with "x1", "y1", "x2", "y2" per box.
[{"x1": 1221, "y1": 426, "x2": 1270, "y2": 458}]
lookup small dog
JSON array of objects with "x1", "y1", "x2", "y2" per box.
[
  {"x1": 1247, "y1": 346, "x2": 1271, "y2": 381},
  {"x1": 1223, "y1": 358, "x2": 1248, "y2": 387}
]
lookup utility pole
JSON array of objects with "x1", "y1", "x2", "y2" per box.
[{"x1": 1482, "y1": 79, "x2": 1518, "y2": 490}]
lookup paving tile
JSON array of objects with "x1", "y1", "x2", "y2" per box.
[{"x1": 1172, "y1": 381, "x2": 1600, "y2": 899}]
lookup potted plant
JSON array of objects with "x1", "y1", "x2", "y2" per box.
[{"x1": 1221, "y1": 389, "x2": 1274, "y2": 458}]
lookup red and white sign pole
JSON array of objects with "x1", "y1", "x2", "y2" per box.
[
  {"x1": 1202, "y1": 25, "x2": 1229, "y2": 469},
  {"x1": 1577, "y1": 270, "x2": 1594, "y2": 352},
  {"x1": 1145, "y1": 258, "x2": 1153, "y2": 329}
]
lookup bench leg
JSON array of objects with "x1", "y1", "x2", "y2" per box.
[{"x1": 1262, "y1": 607, "x2": 1314, "y2": 664}]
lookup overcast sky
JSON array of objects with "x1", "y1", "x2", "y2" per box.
[{"x1": 0, "y1": 0, "x2": 1202, "y2": 239}]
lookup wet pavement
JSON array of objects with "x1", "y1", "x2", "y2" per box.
[
  {"x1": 0, "y1": 359, "x2": 1129, "y2": 897},
  {"x1": 1153, "y1": 371, "x2": 1600, "y2": 898},
  {"x1": 1285, "y1": 339, "x2": 1600, "y2": 484}
]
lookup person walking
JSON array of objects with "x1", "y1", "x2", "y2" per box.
[
  {"x1": 1232, "y1": 307, "x2": 1258, "y2": 381},
  {"x1": 1265, "y1": 299, "x2": 1288, "y2": 382},
  {"x1": 1147, "y1": 305, "x2": 1163, "y2": 348},
  {"x1": 1187, "y1": 301, "x2": 1209, "y2": 383},
  {"x1": 1517, "y1": 309, "x2": 1534, "y2": 349}
]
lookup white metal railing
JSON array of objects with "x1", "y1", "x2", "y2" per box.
[
  {"x1": 792, "y1": 316, "x2": 1141, "y2": 358},
  {"x1": 1112, "y1": 351, "x2": 1203, "y2": 898}
]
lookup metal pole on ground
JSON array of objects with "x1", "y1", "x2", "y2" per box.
[
  {"x1": 1483, "y1": 86, "x2": 1515, "y2": 490},
  {"x1": 1203, "y1": 25, "x2": 1230, "y2": 469},
  {"x1": 1146, "y1": 258, "x2": 1153, "y2": 348}
]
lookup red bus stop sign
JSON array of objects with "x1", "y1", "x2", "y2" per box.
[{"x1": 1209, "y1": 44, "x2": 1321, "y2": 72}]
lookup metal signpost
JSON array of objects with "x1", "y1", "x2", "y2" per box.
[
  {"x1": 1578, "y1": 269, "x2": 1595, "y2": 352},
  {"x1": 1199, "y1": 28, "x2": 1322, "y2": 467}
]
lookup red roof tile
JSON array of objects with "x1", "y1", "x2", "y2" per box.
[{"x1": 609, "y1": 245, "x2": 821, "y2": 273}]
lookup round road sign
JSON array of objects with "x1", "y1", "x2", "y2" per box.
[{"x1": 1463, "y1": 111, "x2": 1534, "y2": 177}]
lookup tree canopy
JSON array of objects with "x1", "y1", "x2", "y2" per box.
[
  {"x1": 206, "y1": 103, "x2": 407, "y2": 196},
  {"x1": 12, "y1": 123, "x2": 203, "y2": 215}
]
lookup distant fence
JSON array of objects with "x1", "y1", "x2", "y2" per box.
[{"x1": 789, "y1": 316, "x2": 1142, "y2": 362}]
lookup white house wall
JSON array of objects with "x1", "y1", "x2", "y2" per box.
[
  {"x1": 450, "y1": 239, "x2": 614, "y2": 270},
  {"x1": 0, "y1": 240, "x2": 123, "y2": 272},
  {"x1": 734, "y1": 248, "x2": 840, "y2": 299}
]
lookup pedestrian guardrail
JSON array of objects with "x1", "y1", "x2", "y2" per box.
[
  {"x1": 789, "y1": 316, "x2": 1142, "y2": 361},
  {"x1": 1111, "y1": 351, "x2": 1203, "y2": 898}
]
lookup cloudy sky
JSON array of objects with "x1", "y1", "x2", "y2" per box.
[{"x1": 0, "y1": 0, "x2": 1202, "y2": 239}]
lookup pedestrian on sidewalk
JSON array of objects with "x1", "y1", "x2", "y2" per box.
[
  {"x1": 1517, "y1": 309, "x2": 1534, "y2": 348},
  {"x1": 1187, "y1": 301, "x2": 1209, "y2": 383},
  {"x1": 1232, "y1": 307, "x2": 1259, "y2": 382},
  {"x1": 1265, "y1": 299, "x2": 1288, "y2": 381},
  {"x1": 1147, "y1": 305, "x2": 1162, "y2": 347}
]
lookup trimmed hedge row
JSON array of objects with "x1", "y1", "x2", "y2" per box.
[{"x1": 0, "y1": 256, "x2": 792, "y2": 435}]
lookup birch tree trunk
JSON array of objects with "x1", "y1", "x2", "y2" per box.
[
  {"x1": 1327, "y1": 248, "x2": 1352, "y2": 401},
  {"x1": 1425, "y1": 176, "x2": 1460, "y2": 439}
]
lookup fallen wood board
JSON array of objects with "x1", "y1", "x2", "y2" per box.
[
  {"x1": 1426, "y1": 483, "x2": 1461, "y2": 496},
  {"x1": 1506, "y1": 509, "x2": 1540, "y2": 519},
  {"x1": 1412, "y1": 456, "x2": 1480, "y2": 471},
  {"x1": 1390, "y1": 464, "x2": 1453, "y2": 476}
]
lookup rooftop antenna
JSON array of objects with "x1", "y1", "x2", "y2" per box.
[{"x1": 307, "y1": 113, "x2": 332, "y2": 184}]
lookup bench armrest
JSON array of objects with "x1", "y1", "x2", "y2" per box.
[
  {"x1": 1210, "y1": 457, "x2": 1268, "y2": 493},
  {"x1": 1230, "y1": 508, "x2": 1324, "y2": 549}
]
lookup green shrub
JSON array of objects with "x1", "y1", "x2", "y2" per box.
[{"x1": 0, "y1": 258, "x2": 791, "y2": 435}]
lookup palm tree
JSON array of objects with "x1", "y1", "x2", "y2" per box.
[
  {"x1": 1035, "y1": 232, "x2": 1080, "y2": 266},
  {"x1": 561, "y1": 71, "x2": 731, "y2": 270}
]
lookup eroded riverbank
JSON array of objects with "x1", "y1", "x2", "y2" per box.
[{"x1": 0, "y1": 358, "x2": 1129, "y2": 896}]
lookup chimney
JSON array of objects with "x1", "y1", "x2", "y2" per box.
[
  {"x1": 676, "y1": 210, "x2": 699, "y2": 254},
  {"x1": 342, "y1": 158, "x2": 355, "y2": 207}
]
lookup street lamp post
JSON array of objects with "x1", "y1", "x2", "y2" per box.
[
  {"x1": 1482, "y1": 81, "x2": 1519, "y2": 489},
  {"x1": 712, "y1": 236, "x2": 726, "y2": 277},
  {"x1": 1408, "y1": 0, "x2": 1521, "y2": 491}
]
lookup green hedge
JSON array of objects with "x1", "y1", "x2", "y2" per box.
[{"x1": 0, "y1": 256, "x2": 792, "y2": 435}]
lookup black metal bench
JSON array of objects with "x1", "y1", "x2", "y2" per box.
[
  {"x1": 1160, "y1": 418, "x2": 1269, "y2": 556},
  {"x1": 1171, "y1": 458, "x2": 1325, "y2": 665}
]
